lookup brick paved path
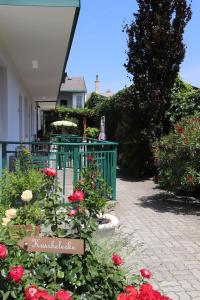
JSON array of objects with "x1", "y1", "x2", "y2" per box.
[{"x1": 115, "y1": 174, "x2": 200, "y2": 299}]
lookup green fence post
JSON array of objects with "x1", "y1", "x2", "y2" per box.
[
  {"x1": 2, "y1": 143, "x2": 7, "y2": 170},
  {"x1": 112, "y1": 145, "x2": 117, "y2": 200},
  {"x1": 73, "y1": 145, "x2": 79, "y2": 189}
]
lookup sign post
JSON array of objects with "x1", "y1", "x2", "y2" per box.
[{"x1": 18, "y1": 236, "x2": 84, "y2": 255}]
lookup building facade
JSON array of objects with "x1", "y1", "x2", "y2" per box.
[
  {"x1": 0, "y1": 0, "x2": 80, "y2": 169},
  {"x1": 58, "y1": 77, "x2": 87, "y2": 109}
]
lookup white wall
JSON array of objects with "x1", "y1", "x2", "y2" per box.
[
  {"x1": 0, "y1": 44, "x2": 37, "y2": 171},
  {"x1": 0, "y1": 44, "x2": 35, "y2": 142}
]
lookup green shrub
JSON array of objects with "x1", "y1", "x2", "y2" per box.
[
  {"x1": 0, "y1": 169, "x2": 47, "y2": 206},
  {"x1": 166, "y1": 77, "x2": 200, "y2": 124},
  {"x1": 85, "y1": 127, "x2": 99, "y2": 138},
  {"x1": 153, "y1": 114, "x2": 200, "y2": 194}
]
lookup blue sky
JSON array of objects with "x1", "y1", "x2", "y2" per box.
[{"x1": 67, "y1": 0, "x2": 200, "y2": 94}]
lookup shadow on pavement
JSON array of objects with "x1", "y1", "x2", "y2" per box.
[
  {"x1": 137, "y1": 192, "x2": 200, "y2": 216},
  {"x1": 117, "y1": 168, "x2": 151, "y2": 182}
]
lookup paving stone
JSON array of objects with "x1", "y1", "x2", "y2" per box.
[
  {"x1": 176, "y1": 292, "x2": 192, "y2": 299},
  {"x1": 115, "y1": 177, "x2": 200, "y2": 299}
]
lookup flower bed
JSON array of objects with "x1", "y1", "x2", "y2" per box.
[{"x1": 0, "y1": 154, "x2": 171, "y2": 299}]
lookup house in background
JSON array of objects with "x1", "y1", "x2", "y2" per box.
[
  {"x1": 58, "y1": 76, "x2": 87, "y2": 108},
  {"x1": 37, "y1": 77, "x2": 87, "y2": 134}
]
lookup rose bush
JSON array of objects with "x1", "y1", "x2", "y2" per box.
[
  {"x1": 0, "y1": 157, "x2": 171, "y2": 299},
  {"x1": 153, "y1": 114, "x2": 200, "y2": 195}
]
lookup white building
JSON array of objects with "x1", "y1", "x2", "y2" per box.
[
  {"x1": 0, "y1": 0, "x2": 80, "y2": 142},
  {"x1": 58, "y1": 76, "x2": 87, "y2": 108}
]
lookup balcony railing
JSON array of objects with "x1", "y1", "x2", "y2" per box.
[{"x1": 0, "y1": 136, "x2": 117, "y2": 201}]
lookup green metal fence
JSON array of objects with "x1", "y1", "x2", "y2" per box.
[{"x1": 0, "y1": 137, "x2": 117, "y2": 201}]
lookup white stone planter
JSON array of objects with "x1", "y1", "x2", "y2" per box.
[{"x1": 98, "y1": 213, "x2": 119, "y2": 231}]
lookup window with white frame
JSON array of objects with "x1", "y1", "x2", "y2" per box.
[{"x1": 76, "y1": 95, "x2": 82, "y2": 108}]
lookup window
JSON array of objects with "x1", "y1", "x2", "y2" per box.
[
  {"x1": 76, "y1": 95, "x2": 82, "y2": 108},
  {"x1": 60, "y1": 100, "x2": 68, "y2": 107}
]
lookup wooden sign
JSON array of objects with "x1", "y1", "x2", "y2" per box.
[{"x1": 18, "y1": 236, "x2": 84, "y2": 255}]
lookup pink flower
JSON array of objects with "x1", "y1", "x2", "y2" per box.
[
  {"x1": 42, "y1": 167, "x2": 56, "y2": 177},
  {"x1": 73, "y1": 189, "x2": 84, "y2": 201},
  {"x1": 67, "y1": 209, "x2": 77, "y2": 217},
  {"x1": 9, "y1": 266, "x2": 24, "y2": 283},
  {"x1": 87, "y1": 155, "x2": 93, "y2": 162},
  {"x1": 55, "y1": 290, "x2": 72, "y2": 300},
  {"x1": 68, "y1": 189, "x2": 84, "y2": 202},
  {"x1": 112, "y1": 253, "x2": 123, "y2": 266},
  {"x1": 25, "y1": 286, "x2": 39, "y2": 300},
  {"x1": 140, "y1": 268, "x2": 152, "y2": 279},
  {"x1": 0, "y1": 244, "x2": 7, "y2": 259}
]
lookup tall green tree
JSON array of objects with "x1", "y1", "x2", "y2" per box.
[{"x1": 124, "y1": 0, "x2": 192, "y2": 137}]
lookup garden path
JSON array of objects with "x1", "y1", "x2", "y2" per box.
[{"x1": 115, "y1": 171, "x2": 200, "y2": 300}]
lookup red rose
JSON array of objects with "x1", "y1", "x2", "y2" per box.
[
  {"x1": 125, "y1": 286, "x2": 138, "y2": 297},
  {"x1": 87, "y1": 155, "x2": 93, "y2": 162},
  {"x1": 68, "y1": 189, "x2": 84, "y2": 202},
  {"x1": 140, "y1": 268, "x2": 152, "y2": 279},
  {"x1": 0, "y1": 244, "x2": 7, "y2": 259},
  {"x1": 55, "y1": 290, "x2": 72, "y2": 300},
  {"x1": 73, "y1": 189, "x2": 84, "y2": 201},
  {"x1": 47, "y1": 296, "x2": 56, "y2": 300},
  {"x1": 139, "y1": 283, "x2": 158, "y2": 299},
  {"x1": 25, "y1": 286, "x2": 39, "y2": 300},
  {"x1": 139, "y1": 284, "x2": 172, "y2": 300},
  {"x1": 67, "y1": 209, "x2": 77, "y2": 217},
  {"x1": 68, "y1": 194, "x2": 76, "y2": 202},
  {"x1": 42, "y1": 168, "x2": 56, "y2": 177},
  {"x1": 112, "y1": 253, "x2": 123, "y2": 266},
  {"x1": 36, "y1": 290, "x2": 50, "y2": 299},
  {"x1": 9, "y1": 266, "x2": 24, "y2": 283},
  {"x1": 117, "y1": 293, "x2": 127, "y2": 300}
]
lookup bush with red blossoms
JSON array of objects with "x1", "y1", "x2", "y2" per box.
[
  {"x1": 25, "y1": 286, "x2": 72, "y2": 300},
  {"x1": 117, "y1": 283, "x2": 171, "y2": 300},
  {"x1": 0, "y1": 156, "x2": 171, "y2": 300},
  {"x1": 154, "y1": 114, "x2": 200, "y2": 195}
]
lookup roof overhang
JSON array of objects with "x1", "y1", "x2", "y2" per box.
[{"x1": 0, "y1": 0, "x2": 80, "y2": 102}]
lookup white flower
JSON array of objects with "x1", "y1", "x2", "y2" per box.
[
  {"x1": 2, "y1": 217, "x2": 11, "y2": 226},
  {"x1": 5, "y1": 208, "x2": 17, "y2": 219},
  {"x1": 21, "y1": 190, "x2": 33, "y2": 202},
  {"x1": 56, "y1": 207, "x2": 67, "y2": 215}
]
